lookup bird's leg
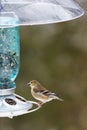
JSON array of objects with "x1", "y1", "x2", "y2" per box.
[{"x1": 37, "y1": 101, "x2": 44, "y2": 107}]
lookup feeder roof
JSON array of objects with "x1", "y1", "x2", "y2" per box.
[{"x1": 0, "y1": 0, "x2": 84, "y2": 26}]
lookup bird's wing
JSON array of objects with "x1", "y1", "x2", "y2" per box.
[
  {"x1": 33, "y1": 85, "x2": 58, "y2": 97},
  {"x1": 38, "y1": 89, "x2": 57, "y2": 97}
]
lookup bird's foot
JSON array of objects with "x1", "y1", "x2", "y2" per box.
[{"x1": 37, "y1": 102, "x2": 44, "y2": 107}]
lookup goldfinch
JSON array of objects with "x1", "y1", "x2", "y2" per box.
[{"x1": 26, "y1": 80, "x2": 63, "y2": 105}]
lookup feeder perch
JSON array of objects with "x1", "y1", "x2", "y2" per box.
[{"x1": 0, "y1": 0, "x2": 84, "y2": 118}]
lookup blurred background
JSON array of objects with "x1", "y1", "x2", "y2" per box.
[{"x1": 0, "y1": 1, "x2": 87, "y2": 130}]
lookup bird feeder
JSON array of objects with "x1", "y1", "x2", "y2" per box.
[{"x1": 0, "y1": 0, "x2": 84, "y2": 118}]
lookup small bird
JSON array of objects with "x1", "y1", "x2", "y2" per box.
[{"x1": 26, "y1": 80, "x2": 63, "y2": 106}]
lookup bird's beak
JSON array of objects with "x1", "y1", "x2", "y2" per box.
[{"x1": 26, "y1": 82, "x2": 31, "y2": 87}]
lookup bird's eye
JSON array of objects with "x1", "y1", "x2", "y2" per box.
[{"x1": 30, "y1": 81, "x2": 32, "y2": 84}]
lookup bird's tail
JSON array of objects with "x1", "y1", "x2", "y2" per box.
[
  {"x1": 49, "y1": 92, "x2": 64, "y2": 101},
  {"x1": 53, "y1": 96, "x2": 64, "y2": 101},
  {"x1": 56, "y1": 96, "x2": 64, "y2": 101}
]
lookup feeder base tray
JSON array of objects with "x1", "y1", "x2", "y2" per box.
[{"x1": 0, "y1": 94, "x2": 40, "y2": 118}]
